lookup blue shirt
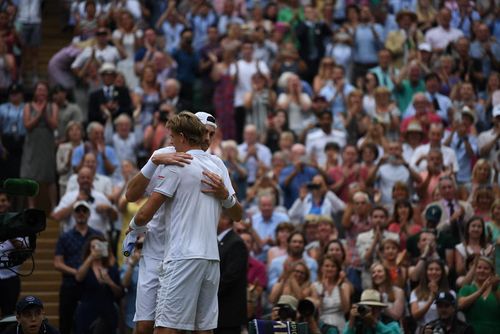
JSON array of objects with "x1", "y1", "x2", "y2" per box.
[
  {"x1": 55, "y1": 227, "x2": 102, "y2": 286},
  {"x1": 188, "y1": 11, "x2": 218, "y2": 51},
  {"x1": 0, "y1": 102, "x2": 26, "y2": 136},
  {"x1": 251, "y1": 211, "x2": 290, "y2": 242},
  {"x1": 451, "y1": 10, "x2": 481, "y2": 38},
  {"x1": 353, "y1": 24, "x2": 385, "y2": 64},
  {"x1": 71, "y1": 143, "x2": 119, "y2": 176},
  {"x1": 172, "y1": 48, "x2": 200, "y2": 85},
  {"x1": 279, "y1": 165, "x2": 318, "y2": 209},
  {"x1": 267, "y1": 254, "x2": 318, "y2": 290},
  {"x1": 470, "y1": 40, "x2": 500, "y2": 77},
  {"x1": 448, "y1": 132, "x2": 478, "y2": 183},
  {"x1": 319, "y1": 81, "x2": 355, "y2": 117}
]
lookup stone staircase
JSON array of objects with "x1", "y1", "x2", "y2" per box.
[{"x1": 18, "y1": 0, "x2": 73, "y2": 327}]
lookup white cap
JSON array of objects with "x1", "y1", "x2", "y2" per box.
[
  {"x1": 73, "y1": 200, "x2": 92, "y2": 211},
  {"x1": 195, "y1": 112, "x2": 217, "y2": 128},
  {"x1": 99, "y1": 62, "x2": 117, "y2": 74},
  {"x1": 493, "y1": 105, "x2": 500, "y2": 117},
  {"x1": 418, "y1": 43, "x2": 432, "y2": 52}
]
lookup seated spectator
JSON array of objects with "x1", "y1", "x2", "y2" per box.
[
  {"x1": 310, "y1": 255, "x2": 351, "y2": 332},
  {"x1": 369, "y1": 263, "x2": 405, "y2": 324},
  {"x1": 1, "y1": 296, "x2": 59, "y2": 334},
  {"x1": 269, "y1": 260, "x2": 312, "y2": 304},
  {"x1": 104, "y1": 113, "x2": 142, "y2": 167},
  {"x1": 410, "y1": 259, "x2": 454, "y2": 334},
  {"x1": 313, "y1": 57, "x2": 335, "y2": 95},
  {"x1": 415, "y1": 149, "x2": 448, "y2": 207},
  {"x1": 277, "y1": 73, "x2": 312, "y2": 135},
  {"x1": 66, "y1": 152, "x2": 112, "y2": 197},
  {"x1": 422, "y1": 291, "x2": 473, "y2": 334},
  {"x1": 0, "y1": 36, "x2": 16, "y2": 97},
  {"x1": 239, "y1": 230, "x2": 267, "y2": 320},
  {"x1": 400, "y1": 93, "x2": 442, "y2": 136},
  {"x1": 267, "y1": 222, "x2": 295, "y2": 266},
  {"x1": 402, "y1": 121, "x2": 425, "y2": 162},
  {"x1": 470, "y1": 159, "x2": 499, "y2": 200},
  {"x1": 344, "y1": 289, "x2": 401, "y2": 334},
  {"x1": 246, "y1": 171, "x2": 282, "y2": 211},
  {"x1": 268, "y1": 231, "x2": 318, "y2": 290},
  {"x1": 478, "y1": 105, "x2": 500, "y2": 167},
  {"x1": 289, "y1": 174, "x2": 345, "y2": 225},
  {"x1": 73, "y1": 0, "x2": 98, "y2": 41},
  {"x1": 471, "y1": 187, "x2": 495, "y2": 221},
  {"x1": 342, "y1": 90, "x2": 370, "y2": 145},
  {"x1": 72, "y1": 122, "x2": 119, "y2": 176},
  {"x1": 457, "y1": 256, "x2": 500, "y2": 334},
  {"x1": 52, "y1": 167, "x2": 117, "y2": 234},
  {"x1": 408, "y1": 228, "x2": 442, "y2": 282},
  {"x1": 75, "y1": 235, "x2": 122, "y2": 334},
  {"x1": 356, "y1": 122, "x2": 387, "y2": 161},
  {"x1": 319, "y1": 65, "x2": 355, "y2": 122},
  {"x1": 394, "y1": 62, "x2": 426, "y2": 115}
]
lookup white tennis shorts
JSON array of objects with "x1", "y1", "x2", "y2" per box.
[
  {"x1": 155, "y1": 259, "x2": 220, "y2": 330},
  {"x1": 133, "y1": 256, "x2": 162, "y2": 322}
]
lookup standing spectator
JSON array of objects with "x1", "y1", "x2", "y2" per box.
[
  {"x1": 21, "y1": 81, "x2": 58, "y2": 209},
  {"x1": 0, "y1": 35, "x2": 15, "y2": 97},
  {"x1": 120, "y1": 235, "x2": 143, "y2": 334},
  {"x1": 423, "y1": 292, "x2": 474, "y2": 334},
  {"x1": 410, "y1": 259, "x2": 453, "y2": 334},
  {"x1": 369, "y1": 49, "x2": 398, "y2": 91},
  {"x1": 394, "y1": 62, "x2": 426, "y2": 115},
  {"x1": 319, "y1": 65, "x2": 355, "y2": 121},
  {"x1": 328, "y1": 145, "x2": 367, "y2": 202},
  {"x1": 310, "y1": 255, "x2": 351, "y2": 332},
  {"x1": 295, "y1": 5, "x2": 331, "y2": 82},
  {"x1": 172, "y1": 28, "x2": 199, "y2": 101},
  {"x1": 66, "y1": 152, "x2": 113, "y2": 198},
  {"x1": 230, "y1": 41, "x2": 270, "y2": 142},
  {"x1": 187, "y1": 1, "x2": 217, "y2": 51},
  {"x1": 422, "y1": 73, "x2": 453, "y2": 124},
  {"x1": 56, "y1": 121, "x2": 83, "y2": 195},
  {"x1": 71, "y1": 27, "x2": 125, "y2": 72},
  {"x1": 52, "y1": 85, "x2": 83, "y2": 144},
  {"x1": 216, "y1": 213, "x2": 248, "y2": 334},
  {"x1": 0, "y1": 84, "x2": 25, "y2": 181},
  {"x1": 279, "y1": 143, "x2": 318, "y2": 209},
  {"x1": 268, "y1": 231, "x2": 318, "y2": 291},
  {"x1": 267, "y1": 222, "x2": 295, "y2": 265},
  {"x1": 237, "y1": 124, "x2": 272, "y2": 187},
  {"x1": 366, "y1": 141, "x2": 421, "y2": 205},
  {"x1": 305, "y1": 111, "x2": 347, "y2": 167},
  {"x1": 87, "y1": 63, "x2": 133, "y2": 125},
  {"x1": 457, "y1": 256, "x2": 500, "y2": 334},
  {"x1": 450, "y1": 0, "x2": 480, "y2": 38},
  {"x1": 402, "y1": 121, "x2": 425, "y2": 164},
  {"x1": 352, "y1": 5, "x2": 385, "y2": 83},
  {"x1": 104, "y1": 113, "x2": 142, "y2": 167},
  {"x1": 470, "y1": 23, "x2": 500, "y2": 80},
  {"x1": 212, "y1": 49, "x2": 236, "y2": 140},
  {"x1": 443, "y1": 107, "x2": 478, "y2": 186},
  {"x1": 131, "y1": 64, "x2": 161, "y2": 130},
  {"x1": 424, "y1": 7, "x2": 463, "y2": 52},
  {"x1": 277, "y1": 73, "x2": 312, "y2": 135},
  {"x1": 18, "y1": 0, "x2": 42, "y2": 80},
  {"x1": 385, "y1": 11, "x2": 423, "y2": 68},
  {"x1": 53, "y1": 201, "x2": 102, "y2": 334},
  {"x1": 289, "y1": 174, "x2": 346, "y2": 224},
  {"x1": 244, "y1": 72, "x2": 276, "y2": 136},
  {"x1": 155, "y1": 2, "x2": 186, "y2": 55},
  {"x1": 478, "y1": 105, "x2": 500, "y2": 168},
  {"x1": 75, "y1": 235, "x2": 122, "y2": 334},
  {"x1": 72, "y1": 122, "x2": 119, "y2": 177}
]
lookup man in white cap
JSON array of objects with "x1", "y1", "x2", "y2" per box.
[
  {"x1": 125, "y1": 111, "x2": 241, "y2": 334},
  {"x1": 87, "y1": 63, "x2": 133, "y2": 125},
  {"x1": 344, "y1": 289, "x2": 401, "y2": 333},
  {"x1": 478, "y1": 105, "x2": 500, "y2": 170}
]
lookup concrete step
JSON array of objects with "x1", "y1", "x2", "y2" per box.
[
  {"x1": 37, "y1": 238, "x2": 57, "y2": 248},
  {"x1": 23, "y1": 269, "x2": 59, "y2": 281},
  {"x1": 33, "y1": 248, "x2": 56, "y2": 260},
  {"x1": 22, "y1": 280, "x2": 61, "y2": 291}
]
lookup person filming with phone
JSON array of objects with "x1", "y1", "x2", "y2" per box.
[
  {"x1": 343, "y1": 289, "x2": 401, "y2": 334},
  {"x1": 74, "y1": 235, "x2": 123, "y2": 334}
]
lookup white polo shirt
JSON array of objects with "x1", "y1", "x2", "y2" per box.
[{"x1": 154, "y1": 150, "x2": 235, "y2": 262}]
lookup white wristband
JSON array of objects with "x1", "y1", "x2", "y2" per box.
[
  {"x1": 129, "y1": 216, "x2": 147, "y2": 232},
  {"x1": 141, "y1": 158, "x2": 158, "y2": 179},
  {"x1": 221, "y1": 194, "x2": 237, "y2": 209}
]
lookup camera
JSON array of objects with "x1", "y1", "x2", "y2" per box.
[
  {"x1": 357, "y1": 304, "x2": 371, "y2": 317},
  {"x1": 159, "y1": 110, "x2": 170, "y2": 122},
  {"x1": 298, "y1": 299, "x2": 316, "y2": 318},
  {"x1": 277, "y1": 304, "x2": 296, "y2": 321},
  {"x1": 95, "y1": 241, "x2": 109, "y2": 257}
]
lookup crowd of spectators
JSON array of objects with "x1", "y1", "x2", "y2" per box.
[{"x1": 1, "y1": 0, "x2": 500, "y2": 333}]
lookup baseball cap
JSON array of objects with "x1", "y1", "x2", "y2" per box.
[
  {"x1": 16, "y1": 296, "x2": 43, "y2": 313},
  {"x1": 73, "y1": 200, "x2": 91, "y2": 211},
  {"x1": 425, "y1": 205, "x2": 442, "y2": 224},
  {"x1": 8, "y1": 83, "x2": 23, "y2": 95},
  {"x1": 277, "y1": 295, "x2": 298, "y2": 311},
  {"x1": 435, "y1": 291, "x2": 455, "y2": 305},
  {"x1": 195, "y1": 112, "x2": 217, "y2": 128},
  {"x1": 493, "y1": 105, "x2": 500, "y2": 117},
  {"x1": 418, "y1": 43, "x2": 432, "y2": 52}
]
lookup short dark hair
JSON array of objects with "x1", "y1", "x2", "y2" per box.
[
  {"x1": 370, "y1": 205, "x2": 388, "y2": 218},
  {"x1": 424, "y1": 72, "x2": 441, "y2": 83}
]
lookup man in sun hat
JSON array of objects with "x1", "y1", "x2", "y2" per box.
[
  {"x1": 344, "y1": 289, "x2": 401, "y2": 333},
  {"x1": 385, "y1": 10, "x2": 424, "y2": 67}
]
